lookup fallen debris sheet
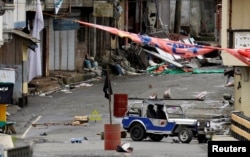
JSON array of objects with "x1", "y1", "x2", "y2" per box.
[
  {"x1": 32, "y1": 115, "x2": 89, "y2": 128},
  {"x1": 73, "y1": 115, "x2": 89, "y2": 125},
  {"x1": 116, "y1": 143, "x2": 133, "y2": 153},
  {"x1": 74, "y1": 82, "x2": 93, "y2": 88}
]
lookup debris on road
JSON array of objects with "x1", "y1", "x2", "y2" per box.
[
  {"x1": 72, "y1": 115, "x2": 89, "y2": 126},
  {"x1": 70, "y1": 137, "x2": 88, "y2": 143},
  {"x1": 40, "y1": 132, "x2": 47, "y2": 136},
  {"x1": 32, "y1": 115, "x2": 89, "y2": 128},
  {"x1": 116, "y1": 142, "x2": 133, "y2": 153},
  {"x1": 97, "y1": 130, "x2": 127, "y2": 140}
]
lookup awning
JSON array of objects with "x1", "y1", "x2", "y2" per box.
[{"x1": 11, "y1": 30, "x2": 40, "y2": 51}]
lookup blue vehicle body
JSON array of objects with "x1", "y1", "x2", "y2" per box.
[
  {"x1": 121, "y1": 99, "x2": 207, "y2": 143},
  {"x1": 122, "y1": 116, "x2": 176, "y2": 133}
]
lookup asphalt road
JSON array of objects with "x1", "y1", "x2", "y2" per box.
[{"x1": 8, "y1": 68, "x2": 233, "y2": 157}]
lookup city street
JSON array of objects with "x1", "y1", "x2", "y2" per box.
[{"x1": 8, "y1": 68, "x2": 234, "y2": 157}]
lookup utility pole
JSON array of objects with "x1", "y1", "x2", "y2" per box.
[{"x1": 174, "y1": 0, "x2": 181, "y2": 34}]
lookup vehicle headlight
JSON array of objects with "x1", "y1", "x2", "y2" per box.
[
  {"x1": 197, "y1": 121, "x2": 200, "y2": 127},
  {"x1": 206, "y1": 121, "x2": 210, "y2": 128}
]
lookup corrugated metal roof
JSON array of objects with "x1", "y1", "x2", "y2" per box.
[
  {"x1": 12, "y1": 30, "x2": 40, "y2": 44},
  {"x1": 11, "y1": 30, "x2": 40, "y2": 51}
]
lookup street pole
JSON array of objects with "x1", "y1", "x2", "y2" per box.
[
  {"x1": 108, "y1": 45, "x2": 112, "y2": 124},
  {"x1": 108, "y1": 70, "x2": 112, "y2": 124},
  {"x1": 174, "y1": 0, "x2": 182, "y2": 34}
]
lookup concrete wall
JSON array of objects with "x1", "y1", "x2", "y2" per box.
[
  {"x1": 168, "y1": 0, "x2": 214, "y2": 37},
  {"x1": 189, "y1": 0, "x2": 201, "y2": 37},
  {"x1": 157, "y1": 0, "x2": 170, "y2": 31},
  {"x1": 14, "y1": 0, "x2": 26, "y2": 28},
  {"x1": 233, "y1": 67, "x2": 250, "y2": 116},
  {"x1": 231, "y1": 1, "x2": 250, "y2": 29}
]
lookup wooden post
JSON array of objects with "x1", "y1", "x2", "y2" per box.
[
  {"x1": 174, "y1": 0, "x2": 182, "y2": 34},
  {"x1": 21, "y1": 41, "x2": 29, "y2": 106}
]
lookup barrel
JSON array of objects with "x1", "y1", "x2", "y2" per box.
[
  {"x1": 104, "y1": 124, "x2": 121, "y2": 150},
  {"x1": 0, "y1": 105, "x2": 6, "y2": 127},
  {"x1": 113, "y1": 94, "x2": 128, "y2": 117}
]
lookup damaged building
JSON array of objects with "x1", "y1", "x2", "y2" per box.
[{"x1": 0, "y1": 0, "x2": 221, "y2": 104}]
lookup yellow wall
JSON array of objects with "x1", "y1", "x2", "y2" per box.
[
  {"x1": 221, "y1": 0, "x2": 250, "y2": 116},
  {"x1": 221, "y1": 0, "x2": 250, "y2": 66},
  {"x1": 234, "y1": 75, "x2": 241, "y2": 111},
  {"x1": 234, "y1": 68, "x2": 250, "y2": 116},
  {"x1": 231, "y1": 1, "x2": 250, "y2": 29}
]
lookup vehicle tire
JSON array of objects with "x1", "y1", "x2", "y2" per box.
[
  {"x1": 149, "y1": 134, "x2": 164, "y2": 142},
  {"x1": 130, "y1": 124, "x2": 145, "y2": 141},
  {"x1": 178, "y1": 128, "x2": 193, "y2": 143}
]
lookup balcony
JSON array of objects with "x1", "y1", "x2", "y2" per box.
[{"x1": 44, "y1": 0, "x2": 94, "y2": 12}]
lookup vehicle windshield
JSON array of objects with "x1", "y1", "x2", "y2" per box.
[
  {"x1": 126, "y1": 101, "x2": 143, "y2": 117},
  {"x1": 165, "y1": 104, "x2": 185, "y2": 118},
  {"x1": 126, "y1": 99, "x2": 185, "y2": 118}
]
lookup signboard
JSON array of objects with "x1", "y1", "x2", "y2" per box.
[
  {"x1": 0, "y1": 83, "x2": 14, "y2": 104},
  {"x1": 0, "y1": 65, "x2": 21, "y2": 99},
  {"x1": 89, "y1": 109, "x2": 102, "y2": 121},
  {"x1": 0, "y1": 68, "x2": 15, "y2": 84},
  {"x1": 93, "y1": 1, "x2": 113, "y2": 17},
  {"x1": 53, "y1": 19, "x2": 80, "y2": 31}
]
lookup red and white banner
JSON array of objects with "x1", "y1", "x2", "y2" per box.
[{"x1": 75, "y1": 20, "x2": 250, "y2": 66}]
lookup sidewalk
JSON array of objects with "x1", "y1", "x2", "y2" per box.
[
  {"x1": 0, "y1": 134, "x2": 14, "y2": 156},
  {"x1": 212, "y1": 134, "x2": 238, "y2": 141},
  {"x1": 28, "y1": 71, "x2": 98, "y2": 95}
]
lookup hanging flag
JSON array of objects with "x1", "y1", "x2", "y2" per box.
[
  {"x1": 103, "y1": 73, "x2": 113, "y2": 100},
  {"x1": 54, "y1": 0, "x2": 64, "y2": 15},
  {"x1": 28, "y1": 0, "x2": 44, "y2": 82}
]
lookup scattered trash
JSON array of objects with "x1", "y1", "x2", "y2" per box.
[
  {"x1": 163, "y1": 88, "x2": 172, "y2": 99},
  {"x1": 172, "y1": 139, "x2": 180, "y2": 143},
  {"x1": 73, "y1": 115, "x2": 89, "y2": 124},
  {"x1": 97, "y1": 131, "x2": 127, "y2": 140},
  {"x1": 149, "y1": 93, "x2": 157, "y2": 99},
  {"x1": 77, "y1": 83, "x2": 93, "y2": 87},
  {"x1": 32, "y1": 115, "x2": 89, "y2": 128},
  {"x1": 121, "y1": 131, "x2": 127, "y2": 138},
  {"x1": 40, "y1": 132, "x2": 47, "y2": 136},
  {"x1": 39, "y1": 93, "x2": 53, "y2": 97},
  {"x1": 225, "y1": 81, "x2": 234, "y2": 87},
  {"x1": 6, "y1": 111, "x2": 10, "y2": 116},
  {"x1": 60, "y1": 89, "x2": 72, "y2": 94},
  {"x1": 71, "y1": 138, "x2": 82, "y2": 143},
  {"x1": 32, "y1": 122, "x2": 64, "y2": 128},
  {"x1": 195, "y1": 91, "x2": 207, "y2": 100},
  {"x1": 70, "y1": 137, "x2": 88, "y2": 143},
  {"x1": 116, "y1": 143, "x2": 133, "y2": 153}
]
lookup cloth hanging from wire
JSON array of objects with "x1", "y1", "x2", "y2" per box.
[{"x1": 103, "y1": 73, "x2": 113, "y2": 100}]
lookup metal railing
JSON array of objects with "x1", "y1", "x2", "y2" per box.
[
  {"x1": 7, "y1": 145, "x2": 32, "y2": 157},
  {"x1": 231, "y1": 111, "x2": 250, "y2": 141}
]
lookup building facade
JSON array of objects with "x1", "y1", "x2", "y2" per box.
[
  {"x1": 0, "y1": 0, "x2": 220, "y2": 105},
  {"x1": 221, "y1": 0, "x2": 250, "y2": 116}
]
